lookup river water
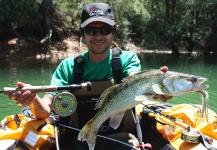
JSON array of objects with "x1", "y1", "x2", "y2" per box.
[{"x1": 0, "y1": 52, "x2": 216, "y2": 119}]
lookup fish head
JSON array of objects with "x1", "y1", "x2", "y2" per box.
[{"x1": 162, "y1": 72, "x2": 209, "y2": 96}]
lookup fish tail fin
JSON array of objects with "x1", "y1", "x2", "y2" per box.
[{"x1": 78, "y1": 119, "x2": 97, "y2": 150}]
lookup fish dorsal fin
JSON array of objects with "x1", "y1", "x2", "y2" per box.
[
  {"x1": 94, "y1": 84, "x2": 118, "y2": 110},
  {"x1": 109, "y1": 111, "x2": 125, "y2": 129},
  {"x1": 121, "y1": 70, "x2": 158, "y2": 83}
]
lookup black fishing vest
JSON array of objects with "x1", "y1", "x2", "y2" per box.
[
  {"x1": 73, "y1": 47, "x2": 122, "y2": 84},
  {"x1": 71, "y1": 47, "x2": 124, "y2": 135}
]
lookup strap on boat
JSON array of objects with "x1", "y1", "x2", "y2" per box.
[
  {"x1": 200, "y1": 133, "x2": 217, "y2": 150},
  {"x1": 10, "y1": 139, "x2": 30, "y2": 150},
  {"x1": 37, "y1": 122, "x2": 48, "y2": 132}
]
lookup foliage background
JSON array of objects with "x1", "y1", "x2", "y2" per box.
[{"x1": 0, "y1": 0, "x2": 217, "y2": 55}]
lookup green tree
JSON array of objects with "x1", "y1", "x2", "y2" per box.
[
  {"x1": 0, "y1": 0, "x2": 39, "y2": 34},
  {"x1": 1, "y1": 0, "x2": 217, "y2": 55}
]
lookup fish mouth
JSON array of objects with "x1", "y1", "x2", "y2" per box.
[{"x1": 193, "y1": 77, "x2": 209, "y2": 91}]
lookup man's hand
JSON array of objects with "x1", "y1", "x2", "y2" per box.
[
  {"x1": 152, "y1": 94, "x2": 173, "y2": 102},
  {"x1": 8, "y1": 82, "x2": 36, "y2": 106},
  {"x1": 152, "y1": 66, "x2": 173, "y2": 102},
  {"x1": 160, "y1": 66, "x2": 168, "y2": 72}
]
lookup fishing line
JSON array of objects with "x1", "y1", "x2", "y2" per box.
[
  {"x1": 58, "y1": 124, "x2": 139, "y2": 150},
  {"x1": 0, "y1": 103, "x2": 17, "y2": 108}
]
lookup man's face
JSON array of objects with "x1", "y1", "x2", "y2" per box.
[{"x1": 83, "y1": 22, "x2": 114, "y2": 54}]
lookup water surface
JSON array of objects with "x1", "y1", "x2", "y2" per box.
[{"x1": 0, "y1": 53, "x2": 216, "y2": 119}]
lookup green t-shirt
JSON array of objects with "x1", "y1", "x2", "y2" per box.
[{"x1": 50, "y1": 49, "x2": 141, "y2": 87}]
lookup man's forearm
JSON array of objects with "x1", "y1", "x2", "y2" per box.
[{"x1": 29, "y1": 94, "x2": 53, "y2": 119}]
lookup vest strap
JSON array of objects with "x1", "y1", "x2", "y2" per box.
[
  {"x1": 73, "y1": 55, "x2": 85, "y2": 84},
  {"x1": 111, "y1": 47, "x2": 122, "y2": 84},
  {"x1": 73, "y1": 47, "x2": 122, "y2": 84}
]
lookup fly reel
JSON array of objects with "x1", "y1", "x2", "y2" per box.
[
  {"x1": 181, "y1": 129, "x2": 201, "y2": 143},
  {"x1": 52, "y1": 92, "x2": 77, "y2": 117}
]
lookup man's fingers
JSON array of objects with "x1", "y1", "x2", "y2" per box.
[
  {"x1": 165, "y1": 95, "x2": 173, "y2": 100},
  {"x1": 159, "y1": 95, "x2": 167, "y2": 103},
  {"x1": 152, "y1": 95, "x2": 159, "y2": 100},
  {"x1": 9, "y1": 91, "x2": 21, "y2": 100},
  {"x1": 16, "y1": 102, "x2": 22, "y2": 106},
  {"x1": 152, "y1": 94, "x2": 173, "y2": 102},
  {"x1": 17, "y1": 82, "x2": 31, "y2": 88},
  {"x1": 10, "y1": 91, "x2": 36, "y2": 106}
]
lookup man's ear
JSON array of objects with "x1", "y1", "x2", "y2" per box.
[{"x1": 112, "y1": 25, "x2": 117, "y2": 35}]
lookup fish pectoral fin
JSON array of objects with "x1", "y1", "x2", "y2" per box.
[
  {"x1": 135, "y1": 95, "x2": 149, "y2": 101},
  {"x1": 109, "y1": 112, "x2": 125, "y2": 129},
  {"x1": 152, "y1": 84, "x2": 165, "y2": 94}
]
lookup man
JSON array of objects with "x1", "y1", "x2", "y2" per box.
[{"x1": 8, "y1": 2, "x2": 170, "y2": 149}]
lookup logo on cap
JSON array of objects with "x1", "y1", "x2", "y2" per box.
[{"x1": 89, "y1": 9, "x2": 105, "y2": 17}]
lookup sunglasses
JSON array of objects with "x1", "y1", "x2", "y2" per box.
[{"x1": 83, "y1": 26, "x2": 114, "y2": 36}]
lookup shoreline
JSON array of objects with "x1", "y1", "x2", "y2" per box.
[{"x1": 1, "y1": 36, "x2": 213, "y2": 61}]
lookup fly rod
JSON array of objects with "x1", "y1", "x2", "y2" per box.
[{"x1": 0, "y1": 81, "x2": 92, "y2": 94}]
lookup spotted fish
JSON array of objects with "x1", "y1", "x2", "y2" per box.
[{"x1": 78, "y1": 69, "x2": 209, "y2": 150}]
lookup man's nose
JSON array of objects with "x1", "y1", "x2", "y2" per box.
[{"x1": 95, "y1": 31, "x2": 103, "y2": 39}]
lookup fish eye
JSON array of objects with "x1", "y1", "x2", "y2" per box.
[{"x1": 191, "y1": 77, "x2": 198, "y2": 82}]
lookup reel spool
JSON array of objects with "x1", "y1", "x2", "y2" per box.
[
  {"x1": 52, "y1": 92, "x2": 77, "y2": 117},
  {"x1": 181, "y1": 129, "x2": 201, "y2": 143},
  {"x1": 181, "y1": 129, "x2": 213, "y2": 144}
]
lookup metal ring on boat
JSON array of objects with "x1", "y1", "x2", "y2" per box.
[{"x1": 52, "y1": 92, "x2": 77, "y2": 117}]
